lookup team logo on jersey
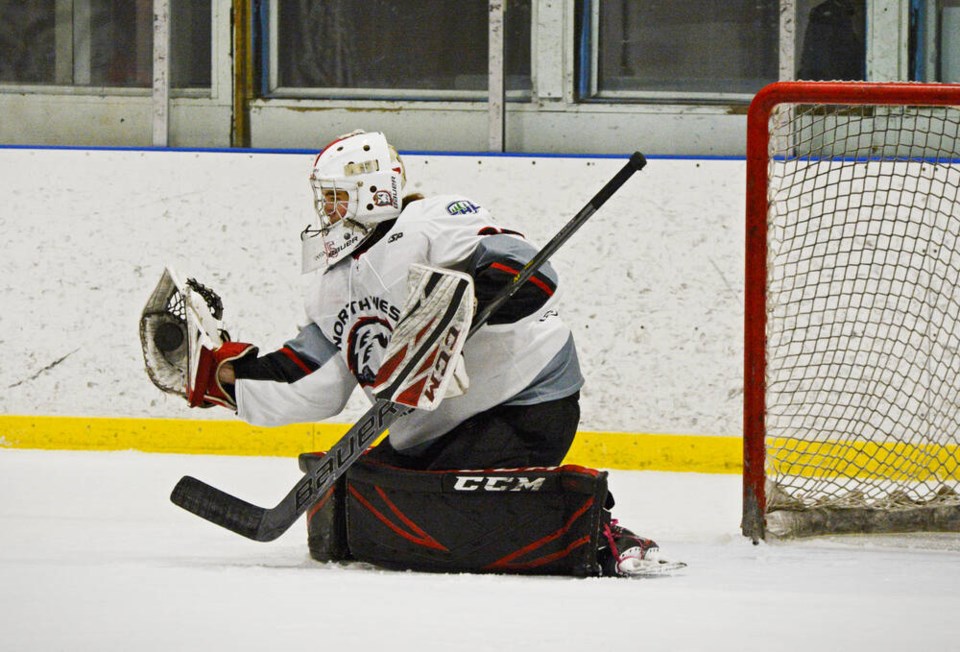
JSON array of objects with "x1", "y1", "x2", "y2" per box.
[
  {"x1": 446, "y1": 200, "x2": 480, "y2": 215},
  {"x1": 346, "y1": 316, "x2": 393, "y2": 386},
  {"x1": 372, "y1": 190, "x2": 394, "y2": 207}
]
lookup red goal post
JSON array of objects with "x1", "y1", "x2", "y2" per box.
[{"x1": 743, "y1": 81, "x2": 960, "y2": 541}]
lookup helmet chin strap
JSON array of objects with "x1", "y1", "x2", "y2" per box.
[
  {"x1": 301, "y1": 215, "x2": 380, "y2": 274},
  {"x1": 342, "y1": 217, "x2": 373, "y2": 236}
]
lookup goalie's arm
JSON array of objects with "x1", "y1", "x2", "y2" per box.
[
  {"x1": 200, "y1": 324, "x2": 333, "y2": 410},
  {"x1": 227, "y1": 324, "x2": 327, "y2": 383},
  {"x1": 465, "y1": 234, "x2": 559, "y2": 325},
  {"x1": 211, "y1": 326, "x2": 356, "y2": 425},
  {"x1": 234, "y1": 357, "x2": 357, "y2": 427}
]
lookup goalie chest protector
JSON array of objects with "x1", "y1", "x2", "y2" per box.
[{"x1": 299, "y1": 453, "x2": 608, "y2": 577}]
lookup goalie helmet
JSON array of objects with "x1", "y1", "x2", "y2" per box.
[{"x1": 302, "y1": 130, "x2": 407, "y2": 271}]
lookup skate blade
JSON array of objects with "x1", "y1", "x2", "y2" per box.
[{"x1": 618, "y1": 557, "x2": 688, "y2": 578}]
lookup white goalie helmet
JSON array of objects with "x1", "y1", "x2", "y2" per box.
[{"x1": 302, "y1": 130, "x2": 407, "y2": 272}]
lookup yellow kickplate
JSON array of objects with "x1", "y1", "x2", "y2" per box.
[{"x1": 0, "y1": 415, "x2": 742, "y2": 473}]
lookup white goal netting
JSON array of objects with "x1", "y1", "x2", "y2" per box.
[{"x1": 761, "y1": 98, "x2": 960, "y2": 537}]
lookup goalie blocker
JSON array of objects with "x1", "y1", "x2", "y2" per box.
[{"x1": 300, "y1": 452, "x2": 609, "y2": 576}]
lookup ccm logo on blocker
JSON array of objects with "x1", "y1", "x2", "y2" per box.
[{"x1": 453, "y1": 476, "x2": 546, "y2": 491}]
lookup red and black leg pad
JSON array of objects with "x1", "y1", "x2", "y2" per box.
[
  {"x1": 298, "y1": 452, "x2": 608, "y2": 577},
  {"x1": 299, "y1": 452, "x2": 351, "y2": 562}
]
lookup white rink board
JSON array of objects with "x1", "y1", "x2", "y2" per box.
[{"x1": 0, "y1": 148, "x2": 744, "y2": 437}]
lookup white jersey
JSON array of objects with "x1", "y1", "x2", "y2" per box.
[{"x1": 235, "y1": 195, "x2": 582, "y2": 452}]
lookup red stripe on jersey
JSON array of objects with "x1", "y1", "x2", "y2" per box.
[
  {"x1": 280, "y1": 347, "x2": 314, "y2": 374},
  {"x1": 489, "y1": 262, "x2": 554, "y2": 297}
]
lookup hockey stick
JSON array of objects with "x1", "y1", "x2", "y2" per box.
[{"x1": 170, "y1": 151, "x2": 648, "y2": 541}]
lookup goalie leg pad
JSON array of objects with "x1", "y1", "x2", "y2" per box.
[
  {"x1": 299, "y1": 453, "x2": 608, "y2": 576},
  {"x1": 299, "y1": 452, "x2": 351, "y2": 562}
]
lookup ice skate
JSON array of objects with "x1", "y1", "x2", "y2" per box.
[{"x1": 598, "y1": 520, "x2": 686, "y2": 578}]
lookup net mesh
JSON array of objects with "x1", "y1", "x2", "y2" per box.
[{"x1": 764, "y1": 101, "x2": 960, "y2": 519}]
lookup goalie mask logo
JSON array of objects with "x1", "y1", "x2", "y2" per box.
[
  {"x1": 347, "y1": 317, "x2": 393, "y2": 386},
  {"x1": 372, "y1": 189, "x2": 394, "y2": 207}
]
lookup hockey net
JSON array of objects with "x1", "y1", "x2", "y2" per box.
[{"x1": 743, "y1": 82, "x2": 960, "y2": 541}]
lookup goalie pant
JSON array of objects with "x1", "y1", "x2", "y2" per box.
[{"x1": 299, "y1": 451, "x2": 610, "y2": 577}]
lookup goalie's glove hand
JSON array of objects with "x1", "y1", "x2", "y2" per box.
[{"x1": 187, "y1": 341, "x2": 258, "y2": 410}]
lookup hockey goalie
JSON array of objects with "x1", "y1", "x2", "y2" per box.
[{"x1": 141, "y1": 130, "x2": 681, "y2": 577}]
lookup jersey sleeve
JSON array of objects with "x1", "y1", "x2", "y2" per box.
[
  {"x1": 234, "y1": 357, "x2": 357, "y2": 427},
  {"x1": 232, "y1": 323, "x2": 358, "y2": 426},
  {"x1": 231, "y1": 323, "x2": 330, "y2": 383}
]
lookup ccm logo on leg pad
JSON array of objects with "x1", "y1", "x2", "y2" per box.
[{"x1": 452, "y1": 476, "x2": 545, "y2": 491}]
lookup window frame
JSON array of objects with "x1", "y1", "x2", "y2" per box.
[
  {"x1": 262, "y1": 0, "x2": 535, "y2": 102},
  {"x1": 582, "y1": 0, "x2": 780, "y2": 104},
  {"x1": 0, "y1": 0, "x2": 218, "y2": 98}
]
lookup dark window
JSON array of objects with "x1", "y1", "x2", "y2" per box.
[
  {"x1": 587, "y1": 0, "x2": 779, "y2": 98},
  {"x1": 0, "y1": 0, "x2": 210, "y2": 89},
  {"x1": 796, "y1": 0, "x2": 865, "y2": 81},
  {"x1": 0, "y1": 1, "x2": 56, "y2": 83},
  {"x1": 273, "y1": 0, "x2": 531, "y2": 97}
]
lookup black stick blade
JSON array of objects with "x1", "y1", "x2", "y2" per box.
[{"x1": 171, "y1": 476, "x2": 269, "y2": 541}]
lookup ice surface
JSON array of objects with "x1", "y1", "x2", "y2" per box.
[{"x1": 1, "y1": 449, "x2": 957, "y2": 651}]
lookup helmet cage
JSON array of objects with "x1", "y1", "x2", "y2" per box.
[{"x1": 310, "y1": 175, "x2": 360, "y2": 232}]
